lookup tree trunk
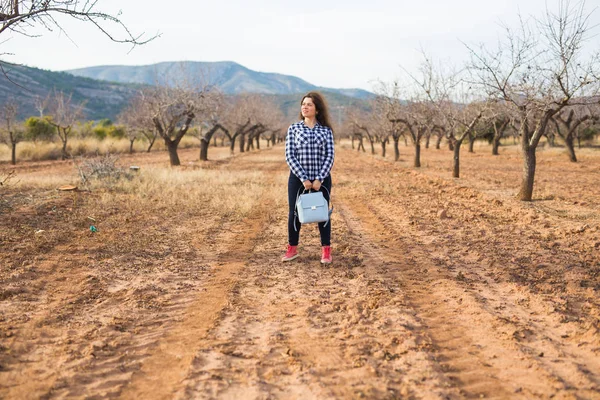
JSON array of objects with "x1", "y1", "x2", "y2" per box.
[
  {"x1": 213, "y1": 135, "x2": 217, "y2": 147},
  {"x1": 393, "y1": 137, "x2": 400, "y2": 161},
  {"x1": 129, "y1": 138, "x2": 135, "y2": 154},
  {"x1": 565, "y1": 136, "x2": 577, "y2": 162},
  {"x1": 468, "y1": 134, "x2": 475, "y2": 153},
  {"x1": 452, "y1": 139, "x2": 463, "y2": 178},
  {"x1": 239, "y1": 134, "x2": 245, "y2": 153},
  {"x1": 518, "y1": 146, "x2": 536, "y2": 201},
  {"x1": 492, "y1": 136, "x2": 501, "y2": 155},
  {"x1": 358, "y1": 138, "x2": 365, "y2": 152},
  {"x1": 547, "y1": 132, "x2": 555, "y2": 147},
  {"x1": 229, "y1": 136, "x2": 236, "y2": 154},
  {"x1": 11, "y1": 141, "x2": 16, "y2": 165},
  {"x1": 369, "y1": 139, "x2": 375, "y2": 155},
  {"x1": 166, "y1": 140, "x2": 181, "y2": 166},
  {"x1": 414, "y1": 143, "x2": 421, "y2": 168},
  {"x1": 61, "y1": 135, "x2": 68, "y2": 160},
  {"x1": 425, "y1": 134, "x2": 430, "y2": 149},
  {"x1": 351, "y1": 136, "x2": 355, "y2": 149},
  {"x1": 146, "y1": 134, "x2": 156, "y2": 152},
  {"x1": 255, "y1": 135, "x2": 260, "y2": 149},
  {"x1": 381, "y1": 140, "x2": 387, "y2": 157},
  {"x1": 200, "y1": 139, "x2": 209, "y2": 161},
  {"x1": 435, "y1": 135, "x2": 443, "y2": 150}
]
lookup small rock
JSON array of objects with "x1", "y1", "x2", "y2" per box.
[
  {"x1": 373, "y1": 350, "x2": 385, "y2": 359},
  {"x1": 91, "y1": 340, "x2": 105, "y2": 350},
  {"x1": 437, "y1": 209, "x2": 449, "y2": 219}
]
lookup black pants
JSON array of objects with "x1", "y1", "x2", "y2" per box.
[{"x1": 288, "y1": 173, "x2": 332, "y2": 246}]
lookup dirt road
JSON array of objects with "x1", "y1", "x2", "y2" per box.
[{"x1": 1, "y1": 144, "x2": 599, "y2": 399}]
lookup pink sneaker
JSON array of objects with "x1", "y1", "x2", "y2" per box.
[
  {"x1": 321, "y1": 246, "x2": 332, "y2": 264},
  {"x1": 282, "y1": 245, "x2": 299, "y2": 262}
]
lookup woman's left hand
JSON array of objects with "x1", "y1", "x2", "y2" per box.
[{"x1": 312, "y1": 179, "x2": 321, "y2": 191}]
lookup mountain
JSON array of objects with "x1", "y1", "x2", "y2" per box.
[
  {"x1": 66, "y1": 61, "x2": 375, "y2": 99},
  {"x1": 0, "y1": 61, "x2": 372, "y2": 122},
  {"x1": 0, "y1": 62, "x2": 140, "y2": 120}
]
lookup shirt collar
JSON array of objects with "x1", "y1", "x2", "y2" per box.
[{"x1": 302, "y1": 120, "x2": 321, "y2": 128}]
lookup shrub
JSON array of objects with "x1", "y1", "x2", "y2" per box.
[
  {"x1": 93, "y1": 126, "x2": 108, "y2": 140},
  {"x1": 75, "y1": 153, "x2": 131, "y2": 187},
  {"x1": 25, "y1": 117, "x2": 56, "y2": 142},
  {"x1": 108, "y1": 125, "x2": 126, "y2": 139},
  {"x1": 580, "y1": 126, "x2": 599, "y2": 143}
]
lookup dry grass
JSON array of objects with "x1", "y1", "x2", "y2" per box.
[
  {"x1": 0, "y1": 136, "x2": 223, "y2": 163},
  {"x1": 10, "y1": 164, "x2": 270, "y2": 221},
  {"x1": 100, "y1": 167, "x2": 269, "y2": 219}
]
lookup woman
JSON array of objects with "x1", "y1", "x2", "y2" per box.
[{"x1": 283, "y1": 92, "x2": 335, "y2": 264}]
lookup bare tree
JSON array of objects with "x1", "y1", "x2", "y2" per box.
[
  {"x1": 138, "y1": 68, "x2": 217, "y2": 166},
  {"x1": 431, "y1": 117, "x2": 448, "y2": 150},
  {"x1": 33, "y1": 93, "x2": 50, "y2": 117},
  {"x1": 391, "y1": 101, "x2": 434, "y2": 168},
  {"x1": 552, "y1": 105, "x2": 599, "y2": 162},
  {"x1": 465, "y1": 1, "x2": 600, "y2": 200},
  {"x1": 0, "y1": 100, "x2": 24, "y2": 164},
  {"x1": 371, "y1": 95, "x2": 404, "y2": 159},
  {"x1": 402, "y1": 54, "x2": 487, "y2": 176},
  {"x1": 0, "y1": 1, "x2": 156, "y2": 57},
  {"x1": 46, "y1": 91, "x2": 85, "y2": 160},
  {"x1": 147, "y1": 85, "x2": 206, "y2": 166},
  {"x1": 220, "y1": 94, "x2": 273, "y2": 155},
  {"x1": 485, "y1": 103, "x2": 513, "y2": 155},
  {"x1": 198, "y1": 123, "x2": 229, "y2": 161},
  {"x1": 116, "y1": 112, "x2": 139, "y2": 154},
  {"x1": 350, "y1": 120, "x2": 375, "y2": 155},
  {"x1": 121, "y1": 91, "x2": 160, "y2": 153},
  {"x1": 244, "y1": 96, "x2": 284, "y2": 152},
  {"x1": 376, "y1": 77, "x2": 437, "y2": 168},
  {"x1": 191, "y1": 94, "x2": 230, "y2": 162}
]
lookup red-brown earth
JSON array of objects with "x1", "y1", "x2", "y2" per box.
[{"x1": 1, "y1": 141, "x2": 599, "y2": 399}]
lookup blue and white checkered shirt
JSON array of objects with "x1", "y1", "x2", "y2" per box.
[{"x1": 285, "y1": 121, "x2": 335, "y2": 182}]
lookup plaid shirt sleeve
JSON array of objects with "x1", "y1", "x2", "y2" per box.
[
  {"x1": 285, "y1": 125, "x2": 309, "y2": 182},
  {"x1": 317, "y1": 128, "x2": 335, "y2": 182}
]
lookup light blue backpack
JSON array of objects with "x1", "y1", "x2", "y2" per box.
[{"x1": 294, "y1": 186, "x2": 333, "y2": 231}]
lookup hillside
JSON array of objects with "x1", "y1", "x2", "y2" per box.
[
  {"x1": 66, "y1": 61, "x2": 375, "y2": 99},
  {"x1": 0, "y1": 61, "x2": 371, "y2": 123},
  {"x1": 0, "y1": 62, "x2": 140, "y2": 121}
]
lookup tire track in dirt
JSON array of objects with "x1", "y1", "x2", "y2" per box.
[
  {"x1": 119, "y1": 154, "x2": 281, "y2": 399},
  {"x1": 334, "y1": 144, "x2": 600, "y2": 398},
  {"x1": 1, "y1": 220, "x2": 217, "y2": 399},
  {"x1": 0, "y1": 149, "x2": 278, "y2": 399},
  {"x1": 351, "y1": 147, "x2": 600, "y2": 395},
  {"x1": 364, "y1": 195, "x2": 600, "y2": 397},
  {"x1": 336, "y1": 198, "x2": 553, "y2": 398},
  {"x1": 177, "y1": 175, "x2": 453, "y2": 399}
]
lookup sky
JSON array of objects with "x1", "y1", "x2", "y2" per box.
[{"x1": 2, "y1": 0, "x2": 599, "y2": 91}]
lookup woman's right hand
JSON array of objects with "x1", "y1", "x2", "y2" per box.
[{"x1": 303, "y1": 180, "x2": 313, "y2": 190}]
